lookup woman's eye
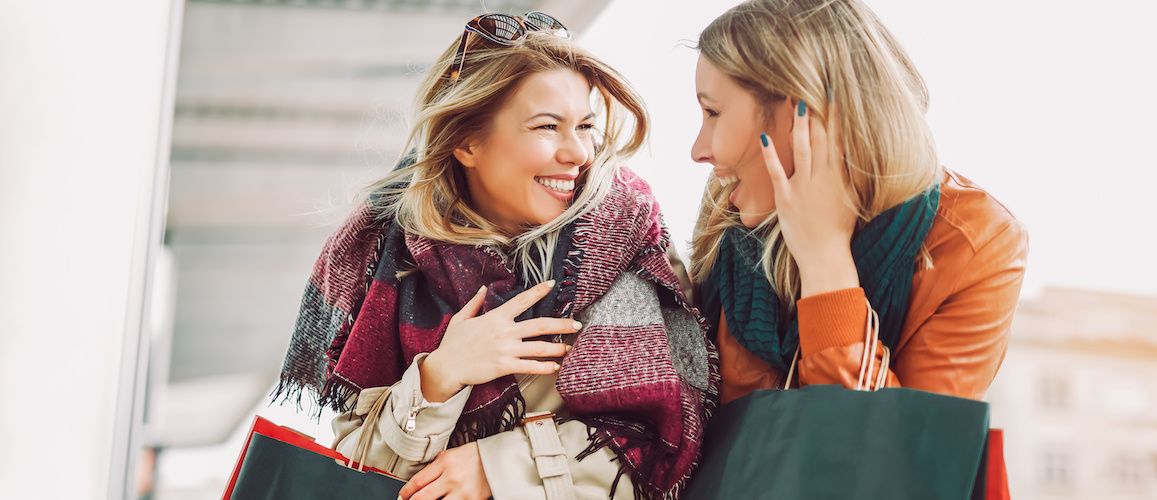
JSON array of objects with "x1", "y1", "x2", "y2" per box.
[
  {"x1": 536, "y1": 124, "x2": 558, "y2": 131},
  {"x1": 703, "y1": 108, "x2": 719, "y2": 118},
  {"x1": 578, "y1": 123, "x2": 595, "y2": 131}
]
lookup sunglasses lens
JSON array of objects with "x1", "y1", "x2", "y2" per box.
[
  {"x1": 452, "y1": 12, "x2": 567, "y2": 83},
  {"x1": 473, "y1": 14, "x2": 524, "y2": 45},
  {"x1": 524, "y1": 11, "x2": 567, "y2": 33}
]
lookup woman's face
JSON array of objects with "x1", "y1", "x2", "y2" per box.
[
  {"x1": 691, "y1": 55, "x2": 796, "y2": 228},
  {"x1": 455, "y1": 68, "x2": 596, "y2": 233}
]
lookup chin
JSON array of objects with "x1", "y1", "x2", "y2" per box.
[
  {"x1": 535, "y1": 207, "x2": 567, "y2": 226},
  {"x1": 737, "y1": 206, "x2": 772, "y2": 229}
]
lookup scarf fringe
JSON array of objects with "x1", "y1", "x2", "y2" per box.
[
  {"x1": 269, "y1": 374, "x2": 311, "y2": 414},
  {"x1": 317, "y1": 373, "x2": 361, "y2": 413},
  {"x1": 569, "y1": 415, "x2": 693, "y2": 500},
  {"x1": 268, "y1": 369, "x2": 361, "y2": 420},
  {"x1": 449, "y1": 386, "x2": 527, "y2": 447}
]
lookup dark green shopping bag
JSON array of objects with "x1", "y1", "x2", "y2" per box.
[
  {"x1": 224, "y1": 416, "x2": 405, "y2": 499},
  {"x1": 684, "y1": 385, "x2": 990, "y2": 500}
]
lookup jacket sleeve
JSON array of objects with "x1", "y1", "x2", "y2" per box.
[
  {"x1": 475, "y1": 419, "x2": 634, "y2": 500},
  {"x1": 330, "y1": 352, "x2": 472, "y2": 479},
  {"x1": 796, "y1": 221, "x2": 1028, "y2": 399}
]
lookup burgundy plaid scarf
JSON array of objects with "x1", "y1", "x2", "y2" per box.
[{"x1": 275, "y1": 169, "x2": 718, "y2": 498}]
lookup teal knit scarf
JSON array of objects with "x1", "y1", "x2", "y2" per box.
[{"x1": 698, "y1": 183, "x2": 940, "y2": 372}]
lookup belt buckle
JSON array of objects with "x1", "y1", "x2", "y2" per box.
[{"x1": 520, "y1": 411, "x2": 555, "y2": 426}]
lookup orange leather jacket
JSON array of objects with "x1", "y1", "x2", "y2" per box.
[{"x1": 716, "y1": 169, "x2": 1029, "y2": 404}]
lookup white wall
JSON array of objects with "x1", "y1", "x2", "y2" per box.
[{"x1": 0, "y1": 1, "x2": 182, "y2": 498}]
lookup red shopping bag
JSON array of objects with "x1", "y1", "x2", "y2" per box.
[{"x1": 984, "y1": 429, "x2": 1011, "y2": 500}]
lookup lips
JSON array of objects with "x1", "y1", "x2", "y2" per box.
[
  {"x1": 534, "y1": 175, "x2": 577, "y2": 203},
  {"x1": 714, "y1": 173, "x2": 740, "y2": 206},
  {"x1": 534, "y1": 177, "x2": 576, "y2": 193}
]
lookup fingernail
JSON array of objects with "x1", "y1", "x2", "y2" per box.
[
  {"x1": 760, "y1": 133, "x2": 769, "y2": 147},
  {"x1": 797, "y1": 99, "x2": 807, "y2": 117},
  {"x1": 553, "y1": 363, "x2": 562, "y2": 371},
  {"x1": 572, "y1": 321, "x2": 583, "y2": 330},
  {"x1": 565, "y1": 344, "x2": 573, "y2": 352},
  {"x1": 477, "y1": 285, "x2": 487, "y2": 294}
]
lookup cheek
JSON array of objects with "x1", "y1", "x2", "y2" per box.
[
  {"x1": 738, "y1": 159, "x2": 775, "y2": 204},
  {"x1": 494, "y1": 136, "x2": 569, "y2": 223},
  {"x1": 713, "y1": 118, "x2": 756, "y2": 167},
  {"x1": 773, "y1": 130, "x2": 795, "y2": 178},
  {"x1": 478, "y1": 137, "x2": 547, "y2": 185},
  {"x1": 733, "y1": 150, "x2": 777, "y2": 227}
]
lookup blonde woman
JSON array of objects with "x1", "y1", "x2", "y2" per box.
[
  {"x1": 275, "y1": 12, "x2": 716, "y2": 500},
  {"x1": 689, "y1": 0, "x2": 1028, "y2": 405}
]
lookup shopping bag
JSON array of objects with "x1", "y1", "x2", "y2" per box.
[
  {"x1": 684, "y1": 384, "x2": 991, "y2": 500},
  {"x1": 223, "y1": 387, "x2": 407, "y2": 499}
]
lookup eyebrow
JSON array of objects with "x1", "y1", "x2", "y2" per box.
[
  {"x1": 525, "y1": 112, "x2": 597, "y2": 123},
  {"x1": 696, "y1": 92, "x2": 715, "y2": 103}
]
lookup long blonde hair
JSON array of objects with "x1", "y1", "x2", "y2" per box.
[
  {"x1": 367, "y1": 29, "x2": 648, "y2": 284},
  {"x1": 690, "y1": 0, "x2": 940, "y2": 305}
]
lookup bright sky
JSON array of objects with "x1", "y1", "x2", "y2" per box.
[{"x1": 582, "y1": 0, "x2": 1157, "y2": 299}]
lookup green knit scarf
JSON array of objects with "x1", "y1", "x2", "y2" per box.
[{"x1": 699, "y1": 183, "x2": 940, "y2": 372}]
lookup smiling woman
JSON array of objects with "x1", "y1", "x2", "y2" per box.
[
  {"x1": 453, "y1": 69, "x2": 597, "y2": 234},
  {"x1": 274, "y1": 10, "x2": 717, "y2": 500},
  {"x1": 369, "y1": 19, "x2": 648, "y2": 286}
]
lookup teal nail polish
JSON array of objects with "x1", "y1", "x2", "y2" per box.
[
  {"x1": 797, "y1": 100, "x2": 807, "y2": 117},
  {"x1": 760, "y1": 133, "x2": 769, "y2": 147}
]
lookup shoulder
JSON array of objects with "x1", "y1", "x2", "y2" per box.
[
  {"x1": 902, "y1": 169, "x2": 1030, "y2": 341},
  {"x1": 927, "y1": 168, "x2": 1027, "y2": 260}
]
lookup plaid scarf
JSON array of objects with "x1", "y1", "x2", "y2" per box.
[
  {"x1": 275, "y1": 169, "x2": 718, "y2": 498},
  {"x1": 698, "y1": 183, "x2": 941, "y2": 372}
]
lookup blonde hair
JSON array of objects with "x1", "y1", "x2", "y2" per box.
[
  {"x1": 690, "y1": 0, "x2": 940, "y2": 306},
  {"x1": 367, "y1": 29, "x2": 648, "y2": 284}
]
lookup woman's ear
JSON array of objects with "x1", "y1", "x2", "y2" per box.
[
  {"x1": 774, "y1": 97, "x2": 795, "y2": 133},
  {"x1": 453, "y1": 141, "x2": 479, "y2": 169}
]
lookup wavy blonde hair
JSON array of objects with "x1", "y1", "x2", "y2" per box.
[
  {"x1": 690, "y1": 0, "x2": 940, "y2": 306},
  {"x1": 367, "y1": 29, "x2": 648, "y2": 284}
]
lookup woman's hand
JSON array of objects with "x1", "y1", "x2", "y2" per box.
[
  {"x1": 419, "y1": 281, "x2": 579, "y2": 402},
  {"x1": 760, "y1": 100, "x2": 860, "y2": 298},
  {"x1": 399, "y1": 443, "x2": 491, "y2": 500}
]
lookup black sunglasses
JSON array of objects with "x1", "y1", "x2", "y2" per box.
[{"x1": 449, "y1": 11, "x2": 569, "y2": 83}]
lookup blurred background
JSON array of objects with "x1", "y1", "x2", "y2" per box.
[{"x1": 2, "y1": 0, "x2": 1156, "y2": 498}]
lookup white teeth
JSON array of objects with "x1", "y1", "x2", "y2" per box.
[
  {"x1": 717, "y1": 175, "x2": 739, "y2": 187},
  {"x1": 535, "y1": 177, "x2": 575, "y2": 193}
]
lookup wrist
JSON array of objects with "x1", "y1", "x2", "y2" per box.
[
  {"x1": 419, "y1": 349, "x2": 465, "y2": 403},
  {"x1": 797, "y1": 248, "x2": 859, "y2": 298}
]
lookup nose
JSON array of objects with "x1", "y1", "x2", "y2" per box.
[
  {"x1": 557, "y1": 130, "x2": 590, "y2": 168},
  {"x1": 691, "y1": 127, "x2": 713, "y2": 166}
]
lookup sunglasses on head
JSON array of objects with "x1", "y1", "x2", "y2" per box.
[{"x1": 449, "y1": 11, "x2": 569, "y2": 83}]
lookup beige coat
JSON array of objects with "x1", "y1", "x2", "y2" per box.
[{"x1": 331, "y1": 353, "x2": 634, "y2": 499}]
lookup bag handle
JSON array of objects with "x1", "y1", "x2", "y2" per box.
[
  {"x1": 856, "y1": 301, "x2": 881, "y2": 391},
  {"x1": 781, "y1": 299, "x2": 890, "y2": 392},
  {"x1": 346, "y1": 385, "x2": 393, "y2": 472},
  {"x1": 782, "y1": 347, "x2": 800, "y2": 390}
]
